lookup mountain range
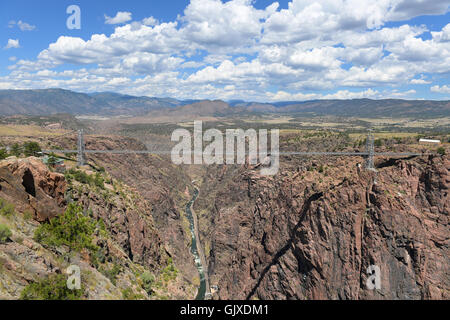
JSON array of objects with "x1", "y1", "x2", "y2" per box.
[{"x1": 0, "y1": 88, "x2": 449, "y2": 118}]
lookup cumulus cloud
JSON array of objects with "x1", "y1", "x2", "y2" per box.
[
  {"x1": 177, "y1": 0, "x2": 274, "y2": 50},
  {"x1": 431, "y1": 85, "x2": 450, "y2": 94},
  {"x1": 105, "y1": 12, "x2": 133, "y2": 24},
  {"x1": 387, "y1": 0, "x2": 449, "y2": 21},
  {"x1": 142, "y1": 16, "x2": 159, "y2": 26},
  {"x1": 5, "y1": 39, "x2": 20, "y2": 49},
  {"x1": 4, "y1": 0, "x2": 450, "y2": 100},
  {"x1": 410, "y1": 77, "x2": 431, "y2": 84}
]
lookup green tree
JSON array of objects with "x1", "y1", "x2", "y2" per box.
[
  {"x1": 374, "y1": 139, "x2": 383, "y2": 147},
  {"x1": 0, "y1": 224, "x2": 12, "y2": 243},
  {"x1": 0, "y1": 148, "x2": 8, "y2": 160},
  {"x1": 23, "y1": 142, "x2": 42, "y2": 157},
  {"x1": 34, "y1": 203, "x2": 97, "y2": 251},
  {"x1": 47, "y1": 153, "x2": 58, "y2": 166},
  {"x1": 10, "y1": 143, "x2": 21, "y2": 157},
  {"x1": 94, "y1": 173, "x2": 105, "y2": 189},
  {"x1": 437, "y1": 147, "x2": 446, "y2": 156},
  {"x1": 141, "y1": 272, "x2": 155, "y2": 295},
  {"x1": 0, "y1": 198, "x2": 15, "y2": 217}
]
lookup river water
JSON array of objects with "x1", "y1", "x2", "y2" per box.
[{"x1": 185, "y1": 188, "x2": 207, "y2": 300}]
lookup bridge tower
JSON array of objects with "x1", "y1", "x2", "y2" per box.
[
  {"x1": 365, "y1": 129, "x2": 375, "y2": 171},
  {"x1": 77, "y1": 129, "x2": 85, "y2": 166}
]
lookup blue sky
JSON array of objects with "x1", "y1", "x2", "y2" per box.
[{"x1": 1, "y1": 0, "x2": 449, "y2": 101}]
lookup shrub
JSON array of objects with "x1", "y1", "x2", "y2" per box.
[
  {"x1": 66, "y1": 169, "x2": 106, "y2": 190},
  {"x1": 10, "y1": 143, "x2": 21, "y2": 157},
  {"x1": 141, "y1": 272, "x2": 155, "y2": 295},
  {"x1": 47, "y1": 153, "x2": 59, "y2": 166},
  {"x1": 23, "y1": 142, "x2": 41, "y2": 157},
  {"x1": 121, "y1": 288, "x2": 144, "y2": 300},
  {"x1": 94, "y1": 173, "x2": 105, "y2": 189},
  {"x1": 162, "y1": 258, "x2": 178, "y2": 282},
  {"x1": 70, "y1": 169, "x2": 92, "y2": 185},
  {"x1": 34, "y1": 203, "x2": 97, "y2": 251},
  {"x1": 374, "y1": 139, "x2": 383, "y2": 147},
  {"x1": 437, "y1": 147, "x2": 446, "y2": 156},
  {"x1": 20, "y1": 273, "x2": 83, "y2": 300},
  {"x1": 100, "y1": 263, "x2": 121, "y2": 285},
  {"x1": 0, "y1": 224, "x2": 12, "y2": 243},
  {"x1": 0, "y1": 198, "x2": 15, "y2": 217},
  {"x1": 0, "y1": 148, "x2": 8, "y2": 160}
]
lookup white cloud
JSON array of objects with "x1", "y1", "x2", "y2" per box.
[
  {"x1": 432, "y1": 23, "x2": 450, "y2": 42},
  {"x1": 17, "y1": 20, "x2": 36, "y2": 31},
  {"x1": 105, "y1": 12, "x2": 132, "y2": 24},
  {"x1": 5, "y1": 39, "x2": 20, "y2": 49},
  {"x1": 3, "y1": 0, "x2": 450, "y2": 101},
  {"x1": 387, "y1": 0, "x2": 449, "y2": 21},
  {"x1": 322, "y1": 88, "x2": 380, "y2": 100},
  {"x1": 7, "y1": 20, "x2": 36, "y2": 31},
  {"x1": 180, "y1": 61, "x2": 204, "y2": 69},
  {"x1": 9, "y1": 56, "x2": 17, "y2": 62},
  {"x1": 431, "y1": 85, "x2": 450, "y2": 94},
  {"x1": 181, "y1": 0, "x2": 276, "y2": 48},
  {"x1": 410, "y1": 78, "x2": 431, "y2": 84},
  {"x1": 142, "y1": 16, "x2": 159, "y2": 26},
  {"x1": 387, "y1": 89, "x2": 417, "y2": 98}
]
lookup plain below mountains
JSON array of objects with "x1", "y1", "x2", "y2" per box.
[{"x1": 0, "y1": 88, "x2": 449, "y2": 118}]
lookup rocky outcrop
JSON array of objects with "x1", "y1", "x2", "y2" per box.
[
  {"x1": 0, "y1": 157, "x2": 66, "y2": 222},
  {"x1": 53, "y1": 134, "x2": 200, "y2": 291},
  {"x1": 70, "y1": 182, "x2": 166, "y2": 271},
  {"x1": 0, "y1": 155, "x2": 193, "y2": 299},
  {"x1": 200, "y1": 155, "x2": 449, "y2": 300}
]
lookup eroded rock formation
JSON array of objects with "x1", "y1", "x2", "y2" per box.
[{"x1": 199, "y1": 155, "x2": 449, "y2": 300}]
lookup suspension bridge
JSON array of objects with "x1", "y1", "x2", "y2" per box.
[{"x1": 43, "y1": 129, "x2": 431, "y2": 171}]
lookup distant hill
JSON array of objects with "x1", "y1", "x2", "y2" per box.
[
  {"x1": 0, "y1": 88, "x2": 449, "y2": 118},
  {"x1": 0, "y1": 89, "x2": 184, "y2": 116},
  {"x1": 0, "y1": 89, "x2": 110, "y2": 116},
  {"x1": 276, "y1": 99, "x2": 450, "y2": 118}
]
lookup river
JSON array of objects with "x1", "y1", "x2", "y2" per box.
[{"x1": 185, "y1": 188, "x2": 208, "y2": 300}]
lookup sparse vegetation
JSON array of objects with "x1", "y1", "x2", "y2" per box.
[
  {"x1": 10, "y1": 143, "x2": 21, "y2": 157},
  {"x1": 20, "y1": 273, "x2": 84, "y2": 300},
  {"x1": 0, "y1": 198, "x2": 15, "y2": 217},
  {"x1": 23, "y1": 141, "x2": 42, "y2": 157},
  {"x1": 141, "y1": 272, "x2": 155, "y2": 295},
  {"x1": 121, "y1": 287, "x2": 145, "y2": 300},
  {"x1": 47, "y1": 153, "x2": 59, "y2": 166},
  {"x1": 33, "y1": 203, "x2": 98, "y2": 252},
  {"x1": 0, "y1": 224, "x2": 12, "y2": 243},
  {"x1": 65, "y1": 168, "x2": 105, "y2": 190},
  {"x1": 374, "y1": 139, "x2": 383, "y2": 147},
  {"x1": 0, "y1": 148, "x2": 8, "y2": 160},
  {"x1": 162, "y1": 257, "x2": 178, "y2": 282},
  {"x1": 99, "y1": 263, "x2": 121, "y2": 286}
]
